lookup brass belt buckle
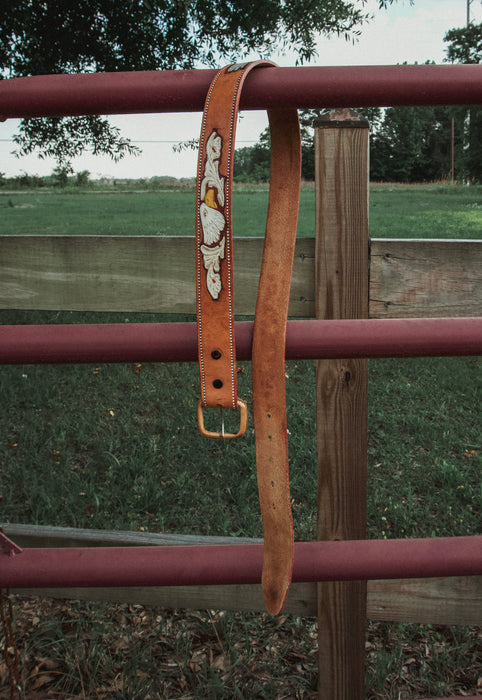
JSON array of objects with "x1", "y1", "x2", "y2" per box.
[{"x1": 197, "y1": 398, "x2": 248, "y2": 439}]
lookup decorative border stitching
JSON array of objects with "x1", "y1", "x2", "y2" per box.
[{"x1": 197, "y1": 63, "x2": 251, "y2": 409}]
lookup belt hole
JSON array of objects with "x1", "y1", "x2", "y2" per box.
[
  {"x1": 213, "y1": 379, "x2": 223, "y2": 389},
  {"x1": 211, "y1": 350, "x2": 222, "y2": 360}
]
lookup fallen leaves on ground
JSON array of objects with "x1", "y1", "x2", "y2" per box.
[{"x1": 0, "y1": 596, "x2": 480, "y2": 699}]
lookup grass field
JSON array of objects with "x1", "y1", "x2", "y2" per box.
[
  {"x1": 0, "y1": 183, "x2": 480, "y2": 698},
  {"x1": 2, "y1": 182, "x2": 482, "y2": 238}
]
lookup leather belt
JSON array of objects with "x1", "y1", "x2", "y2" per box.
[{"x1": 195, "y1": 61, "x2": 301, "y2": 614}]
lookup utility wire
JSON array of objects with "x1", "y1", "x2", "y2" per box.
[{"x1": 0, "y1": 139, "x2": 258, "y2": 144}]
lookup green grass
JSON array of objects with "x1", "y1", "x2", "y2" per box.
[
  {"x1": 0, "y1": 189, "x2": 197, "y2": 236},
  {"x1": 0, "y1": 186, "x2": 295, "y2": 237},
  {"x1": 367, "y1": 356, "x2": 481, "y2": 541},
  {"x1": 2, "y1": 181, "x2": 482, "y2": 238},
  {"x1": 370, "y1": 183, "x2": 482, "y2": 239},
  {"x1": 0, "y1": 183, "x2": 481, "y2": 698}
]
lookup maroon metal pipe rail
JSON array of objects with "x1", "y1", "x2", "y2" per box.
[
  {"x1": 1, "y1": 537, "x2": 480, "y2": 589},
  {"x1": 0, "y1": 318, "x2": 481, "y2": 365},
  {"x1": 1, "y1": 65, "x2": 482, "y2": 120}
]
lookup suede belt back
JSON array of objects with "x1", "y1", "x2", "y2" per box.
[{"x1": 195, "y1": 61, "x2": 301, "y2": 614}]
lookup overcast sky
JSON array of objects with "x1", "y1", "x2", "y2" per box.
[{"x1": 1, "y1": 0, "x2": 481, "y2": 180}]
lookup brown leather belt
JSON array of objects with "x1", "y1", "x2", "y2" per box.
[{"x1": 195, "y1": 61, "x2": 301, "y2": 614}]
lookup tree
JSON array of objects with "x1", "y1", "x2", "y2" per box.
[
  {"x1": 234, "y1": 128, "x2": 272, "y2": 182},
  {"x1": 370, "y1": 105, "x2": 454, "y2": 182},
  {"x1": 234, "y1": 144, "x2": 271, "y2": 183},
  {"x1": 51, "y1": 164, "x2": 72, "y2": 188},
  {"x1": 234, "y1": 123, "x2": 317, "y2": 182},
  {"x1": 240, "y1": 99, "x2": 460, "y2": 184},
  {"x1": 1, "y1": 0, "x2": 399, "y2": 168},
  {"x1": 12, "y1": 115, "x2": 141, "y2": 169},
  {"x1": 444, "y1": 23, "x2": 482, "y2": 182},
  {"x1": 235, "y1": 107, "x2": 386, "y2": 183},
  {"x1": 76, "y1": 170, "x2": 91, "y2": 187},
  {"x1": 444, "y1": 23, "x2": 482, "y2": 64}
]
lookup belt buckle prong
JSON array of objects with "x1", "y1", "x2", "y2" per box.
[{"x1": 197, "y1": 399, "x2": 248, "y2": 439}]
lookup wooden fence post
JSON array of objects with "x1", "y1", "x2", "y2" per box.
[{"x1": 313, "y1": 109, "x2": 370, "y2": 700}]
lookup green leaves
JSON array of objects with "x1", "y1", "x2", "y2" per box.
[
  {"x1": 13, "y1": 115, "x2": 141, "y2": 169},
  {"x1": 443, "y1": 23, "x2": 482, "y2": 182},
  {"x1": 444, "y1": 22, "x2": 482, "y2": 64},
  {"x1": 2, "y1": 1, "x2": 405, "y2": 167},
  {"x1": 1, "y1": 0, "x2": 380, "y2": 78}
]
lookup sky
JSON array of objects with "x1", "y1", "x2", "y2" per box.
[{"x1": 1, "y1": 0, "x2": 481, "y2": 180}]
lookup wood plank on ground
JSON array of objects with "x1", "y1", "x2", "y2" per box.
[{"x1": 10, "y1": 578, "x2": 481, "y2": 626}]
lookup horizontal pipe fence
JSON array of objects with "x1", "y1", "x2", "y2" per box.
[
  {"x1": 1, "y1": 64, "x2": 482, "y2": 117},
  {"x1": 2, "y1": 522, "x2": 479, "y2": 626},
  {"x1": 1, "y1": 537, "x2": 481, "y2": 590},
  {"x1": 0, "y1": 65, "x2": 481, "y2": 700},
  {"x1": 0, "y1": 318, "x2": 481, "y2": 364}
]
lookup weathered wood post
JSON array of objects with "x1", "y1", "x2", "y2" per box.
[{"x1": 313, "y1": 109, "x2": 370, "y2": 699}]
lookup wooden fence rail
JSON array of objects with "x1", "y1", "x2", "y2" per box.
[{"x1": 1, "y1": 235, "x2": 481, "y2": 318}]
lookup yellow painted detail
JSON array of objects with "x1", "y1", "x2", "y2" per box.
[{"x1": 205, "y1": 188, "x2": 218, "y2": 209}]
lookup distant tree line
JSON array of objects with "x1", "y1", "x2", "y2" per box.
[
  {"x1": 0, "y1": 170, "x2": 194, "y2": 189},
  {"x1": 0, "y1": 168, "x2": 91, "y2": 189},
  {"x1": 235, "y1": 24, "x2": 482, "y2": 184},
  {"x1": 234, "y1": 101, "x2": 480, "y2": 184}
]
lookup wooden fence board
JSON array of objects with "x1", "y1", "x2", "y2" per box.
[
  {"x1": 4, "y1": 525, "x2": 480, "y2": 625},
  {"x1": 369, "y1": 238, "x2": 482, "y2": 318},
  {"x1": 1, "y1": 236, "x2": 481, "y2": 319},
  {"x1": 10, "y1": 584, "x2": 315, "y2": 616},
  {"x1": 11, "y1": 578, "x2": 482, "y2": 625},
  {"x1": 367, "y1": 576, "x2": 482, "y2": 625},
  {"x1": 0, "y1": 522, "x2": 263, "y2": 548},
  {"x1": 0, "y1": 235, "x2": 315, "y2": 317}
]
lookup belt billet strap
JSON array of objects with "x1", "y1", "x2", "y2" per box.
[{"x1": 195, "y1": 61, "x2": 301, "y2": 614}]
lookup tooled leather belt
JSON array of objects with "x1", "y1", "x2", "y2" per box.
[{"x1": 195, "y1": 60, "x2": 301, "y2": 614}]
